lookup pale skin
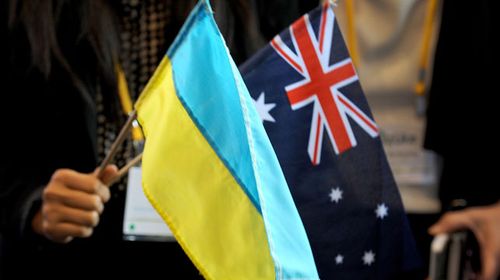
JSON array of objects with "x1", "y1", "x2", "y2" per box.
[
  {"x1": 429, "y1": 202, "x2": 500, "y2": 280},
  {"x1": 31, "y1": 165, "x2": 119, "y2": 243}
]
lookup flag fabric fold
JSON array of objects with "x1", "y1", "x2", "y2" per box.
[
  {"x1": 135, "y1": 1, "x2": 319, "y2": 279},
  {"x1": 240, "y1": 2, "x2": 420, "y2": 279}
]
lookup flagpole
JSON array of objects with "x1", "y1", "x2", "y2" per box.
[
  {"x1": 96, "y1": 109, "x2": 137, "y2": 178},
  {"x1": 107, "y1": 152, "x2": 143, "y2": 186}
]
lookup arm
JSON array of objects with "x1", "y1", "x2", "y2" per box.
[{"x1": 429, "y1": 202, "x2": 500, "y2": 280}]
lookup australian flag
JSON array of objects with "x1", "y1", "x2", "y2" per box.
[{"x1": 240, "y1": 2, "x2": 420, "y2": 279}]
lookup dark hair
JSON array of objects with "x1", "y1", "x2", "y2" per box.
[
  {"x1": 214, "y1": 0, "x2": 264, "y2": 63},
  {"x1": 8, "y1": 0, "x2": 121, "y2": 112},
  {"x1": 172, "y1": 0, "x2": 264, "y2": 64},
  {"x1": 8, "y1": 0, "x2": 119, "y2": 91}
]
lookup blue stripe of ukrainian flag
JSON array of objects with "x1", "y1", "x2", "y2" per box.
[{"x1": 135, "y1": 1, "x2": 319, "y2": 279}]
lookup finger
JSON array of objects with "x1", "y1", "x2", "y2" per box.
[
  {"x1": 43, "y1": 222, "x2": 93, "y2": 243},
  {"x1": 43, "y1": 185, "x2": 105, "y2": 213},
  {"x1": 43, "y1": 203, "x2": 100, "y2": 228},
  {"x1": 428, "y1": 211, "x2": 475, "y2": 235},
  {"x1": 96, "y1": 183, "x2": 111, "y2": 203},
  {"x1": 51, "y1": 169, "x2": 101, "y2": 194},
  {"x1": 480, "y1": 247, "x2": 499, "y2": 280},
  {"x1": 94, "y1": 165, "x2": 119, "y2": 186}
]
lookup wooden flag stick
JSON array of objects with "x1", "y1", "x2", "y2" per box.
[
  {"x1": 97, "y1": 109, "x2": 137, "y2": 178},
  {"x1": 108, "y1": 152, "x2": 143, "y2": 186}
]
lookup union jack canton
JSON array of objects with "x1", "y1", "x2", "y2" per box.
[{"x1": 271, "y1": 5, "x2": 378, "y2": 164}]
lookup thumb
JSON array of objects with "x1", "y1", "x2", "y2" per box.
[{"x1": 94, "y1": 165, "x2": 119, "y2": 186}]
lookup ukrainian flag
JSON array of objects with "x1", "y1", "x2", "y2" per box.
[{"x1": 135, "y1": 1, "x2": 318, "y2": 279}]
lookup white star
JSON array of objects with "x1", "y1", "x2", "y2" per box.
[
  {"x1": 253, "y1": 92, "x2": 276, "y2": 122},
  {"x1": 329, "y1": 187, "x2": 343, "y2": 203},
  {"x1": 335, "y1": 254, "x2": 344, "y2": 265},
  {"x1": 362, "y1": 250, "x2": 375, "y2": 266},
  {"x1": 375, "y1": 203, "x2": 389, "y2": 219}
]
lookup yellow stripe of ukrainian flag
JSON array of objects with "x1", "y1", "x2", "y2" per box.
[{"x1": 136, "y1": 57, "x2": 275, "y2": 279}]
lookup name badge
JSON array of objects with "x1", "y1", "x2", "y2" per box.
[
  {"x1": 372, "y1": 101, "x2": 441, "y2": 213},
  {"x1": 123, "y1": 166, "x2": 175, "y2": 241}
]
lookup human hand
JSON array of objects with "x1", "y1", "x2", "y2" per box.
[
  {"x1": 429, "y1": 202, "x2": 500, "y2": 280},
  {"x1": 32, "y1": 165, "x2": 118, "y2": 243}
]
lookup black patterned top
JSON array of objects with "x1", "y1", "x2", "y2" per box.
[{"x1": 96, "y1": 0, "x2": 172, "y2": 192}]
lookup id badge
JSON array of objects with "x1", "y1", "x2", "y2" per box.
[
  {"x1": 379, "y1": 109, "x2": 438, "y2": 187},
  {"x1": 123, "y1": 166, "x2": 175, "y2": 241},
  {"x1": 373, "y1": 102, "x2": 441, "y2": 213}
]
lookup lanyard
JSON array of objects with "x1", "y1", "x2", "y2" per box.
[
  {"x1": 413, "y1": 0, "x2": 439, "y2": 115},
  {"x1": 415, "y1": 0, "x2": 439, "y2": 103},
  {"x1": 344, "y1": 0, "x2": 360, "y2": 67},
  {"x1": 116, "y1": 66, "x2": 144, "y2": 142}
]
